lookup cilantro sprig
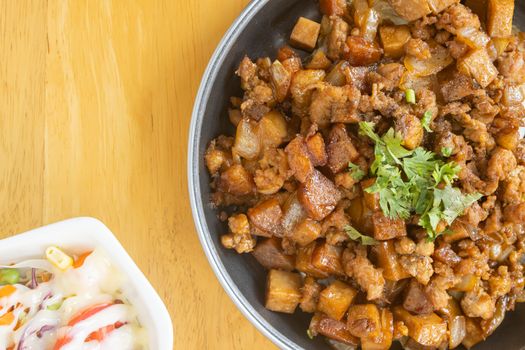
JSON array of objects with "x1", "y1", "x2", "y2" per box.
[
  {"x1": 344, "y1": 225, "x2": 378, "y2": 245},
  {"x1": 421, "y1": 111, "x2": 433, "y2": 132},
  {"x1": 358, "y1": 122, "x2": 482, "y2": 240},
  {"x1": 441, "y1": 147, "x2": 453, "y2": 157},
  {"x1": 348, "y1": 162, "x2": 365, "y2": 181}
]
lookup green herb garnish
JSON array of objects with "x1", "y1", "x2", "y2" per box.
[
  {"x1": 47, "y1": 302, "x2": 63, "y2": 311},
  {"x1": 0, "y1": 269, "x2": 20, "y2": 285},
  {"x1": 441, "y1": 147, "x2": 453, "y2": 157},
  {"x1": 421, "y1": 111, "x2": 433, "y2": 132},
  {"x1": 405, "y1": 88, "x2": 416, "y2": 104},
  {"x1": 358, "y1": 122, "x2": 482, "y2": 240},
  {"x1": 344, "y1": 225, "x2": 378, "y2": 245},
  {"x1": 348, "y1": 162, "x2": 365, "y2": 181}
]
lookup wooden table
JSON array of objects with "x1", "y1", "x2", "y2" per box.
[{"x1": 0, "y1": 1, "x2": 275, "y2": 348}]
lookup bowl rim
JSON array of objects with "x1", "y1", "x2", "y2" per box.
[
  {"x1": 187, "y1": 0, "x2": 298, "y2": 349},
  {"x1": 0, "y1": 217, "x2": 174, "y2": 350}
]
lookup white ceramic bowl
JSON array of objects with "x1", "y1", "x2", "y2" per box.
[{"x1": 0, "y1": 217, "x2": 173, "y2": 350}]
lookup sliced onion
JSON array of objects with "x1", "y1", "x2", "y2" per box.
[
  {"x1": 456, "y1": 27, "x2": 490, "y2": 49},
  {"x1": 0, "y1": 259, "x2": 54, "y2": 272},
  {"x1": 362, "y1": 8, "x2": 380, "y2": 41},
  {"x1": 370, "y1": 0, "x2": 408, "y2": 25},
  {"x1": 326, "y1": 61, "x2": 349, "y2": 86},
  {"x1": 404, "y1": 44, "x2": 453, "y2": 77},
  {"x1": 496, "y1": 245, "x2": 514, "y2": 263},
  {"x1": 481, "y1": 296, "x2": 508, "y2": 337},
  {"x1": 232, "y1": 118, "x2": 260, "y2": 160},
  {"x1": 28, "y1": 268, "x2": 38, "y2": 289},
  {"x1": 281, "y1": 192, "x2": 307, "y2": 234},
  {"x1": 449, "y1": 315, "x2": 466, "y2": 349}
]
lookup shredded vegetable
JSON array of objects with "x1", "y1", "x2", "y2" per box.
[{"x1": 0, "y1": 247, "x2": 147, "y2": 349}]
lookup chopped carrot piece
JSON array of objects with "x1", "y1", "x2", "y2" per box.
[
  {"x1": 0, "y1": 312, "x2": 14, "y2": 326},
  {"x1": 53, "y1": 336, "x2": 72, "y2": 350},
  {"x1": 73, "y1": 251, "x2": 93, "y2": 268},
  {"x1": 0, "y1": 285, "x2": 16, "y2": 298}
]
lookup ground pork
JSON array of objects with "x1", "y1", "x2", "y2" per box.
[{"x1": 342, "y1": 246, "x2": 385, "y2": 300}]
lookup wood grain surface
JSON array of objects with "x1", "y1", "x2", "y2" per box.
[{"x1": 0, "y1": 0, "x2": 276, "y2": 348}]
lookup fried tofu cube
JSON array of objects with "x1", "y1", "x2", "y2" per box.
[
  {"x1": 457, "y1": 49, "x2": 498, "y2": 88},
  {"x1": 312, "y1": 241, "x2": 345, "y2": 276},
  {"x1": 379, "y1": 25, "x2": 411, "y2": 59},
  {"x1": 388, "y1": 0, "x2": 432, "y2": 21},
  {"x1": 285, "y1": 136, "x2": 314, "y2": 183},
  {"x1": 298, "y1": 169, "x2": 342, "y2": 221},
  {"x1": 252, "y1": 237, "x2": 295, "y2": 271},
  {"x1": 258, "y1": 110, "x2": 288, "y2": 147},
  {"x1": 319, "y1": 0, "x2": 347, "y2": 16},
  {"x1": 289, "y1": 218, "x2": 322, "y2": 246},
  {"x1": 344, "y1": 36, "x2": 382, "y2": 66},
  {"x1": 487, "y1": 0, "x2": 515, "y2": 38},
  {"x1": 219, "y1": 164, "x2": 255, "y2": 196},
  {"x1": 290, "y1": 17, "x2": 321, "y2": 52},
  {"x1": 247, "y1": 198, "x2": 283, "y2": 237},
  {"x1": 309, "y1": 313, "x2": 360, "y2": 346},
  {"x1": 265, "y1": 269, "x2": 303, "y2": 314},
  {"x1": 306, "y1": 133, "x2": 328, "y2": 167},
  {"x1": 318, "y1": 280, "x2": 358, "y2": 320},
  {"x1": 347, "y1": 304, "x2": 381, "y2": 339},
  {"x1": 327, "y1": 124, "x2": 359, "y2": 174},
  {"x1": 372, "y1": 241, "x2": 410, "y2": 281},
  {"x1": 296, "y1": 241, "x2": 330, "y2": 278},
  {"x1": 393, "y1": 306, "x2": 447, "y2": 347},
  {"x1": 372, "y1": 211, "x2": 407, "y2": 240},
  {"x1": 361, "y1": 308, "x2": 394, "y2": 350}
]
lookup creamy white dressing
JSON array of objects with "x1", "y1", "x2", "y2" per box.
[{"x1": 0, "y1": 248, "x2": 147, "y2": 350}]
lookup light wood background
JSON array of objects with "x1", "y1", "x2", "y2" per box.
[{"x1": 0, "y1": 0, "x2": 276, "y2": 349}]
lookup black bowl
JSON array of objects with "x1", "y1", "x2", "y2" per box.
[{"x1": 188, "y1": 1, "x2": 525, "y2": 349}]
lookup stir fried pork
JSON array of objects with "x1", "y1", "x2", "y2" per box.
[{"x1": 205, "y1": 0, "x2": 525, "y2": 348}]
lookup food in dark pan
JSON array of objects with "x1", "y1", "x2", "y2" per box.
[{"x1": 204, "y1": 0, "x2": 525, "y2": 348}]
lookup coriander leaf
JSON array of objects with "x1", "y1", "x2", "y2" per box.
[
  {"x1": 441, "y1": 147, "x2": 453, "y2": 157},
  {"x1": 438, "y1": 186, "x2": 482, "y2": 225},
  {"x1": 348, "y1": 162, "x2": 365, "y2": 181},
  {"x1": 403, "y1": 148, "x2": 436, "y2": 178},
  {"x1": 357, "y1": 119, "x2": 484, "y2": 241},
  {"x1": 344, "y1": 225, "x2": 378, "y2": 245},
  {"x1": 414, "y1": 187, "x2": 433, "y2": 215},
  {"x1": 383, "y1": 128, "x2": 414, "y2": 162},
  {"x1": 378, "y1": 187, "x2": 412, "y2": 220},
  {"x1": 421, "y1": 111, "x2": 433, "y2": 132},
  {"x1": 432, "y1": 162, "x2": 461, "y2": 186},
  {"x1": 358, "y1": 122, "x2": 383, "y2": 144}
]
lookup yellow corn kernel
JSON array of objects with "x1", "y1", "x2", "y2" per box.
[{"x1": 45, "y1": 246, "x2": 73, "y2": 270}]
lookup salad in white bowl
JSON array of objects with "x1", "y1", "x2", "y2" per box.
[{"x1": 0, "y1": 218, "x2": 173, "y2": 350}]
